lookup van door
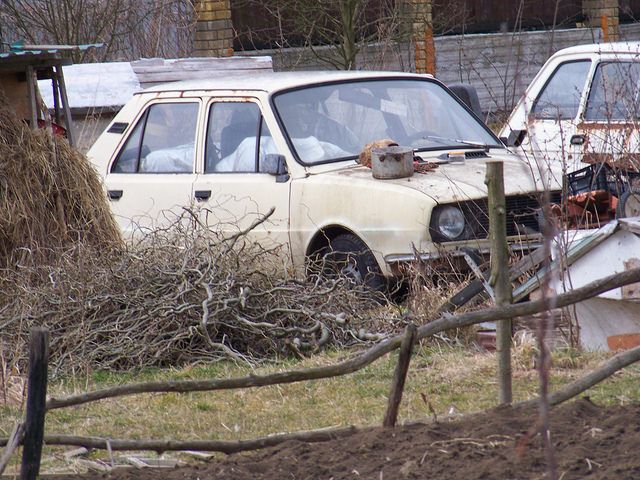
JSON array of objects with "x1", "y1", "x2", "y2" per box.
[
  {"x1": 524, "y1": 60, "x2": 592, "y2": 173},
  {"x1": 105, "y1": 100, "x2": 201, "y2": 234},
  {"x1": 578, "y1": 60, "x2": 640, "y2": 175},
  {"x1": 193, "y1": 100, "x2": 292, "y2": 262}
]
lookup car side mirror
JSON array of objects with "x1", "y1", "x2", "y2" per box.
[{"x1": 261, "y1": 153, "x2": 290, "y2": 183}]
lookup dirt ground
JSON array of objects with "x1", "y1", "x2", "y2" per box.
[{"x1": 48, "y1": 398, "x2": 639, "y2": 480}]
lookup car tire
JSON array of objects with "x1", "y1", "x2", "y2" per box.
[
  {"x1": 616, "y1": 189, "x2": 640, "y2": 219},
  {"x1": 318, "y1": 233, "x2": 386, "y2": 292}
]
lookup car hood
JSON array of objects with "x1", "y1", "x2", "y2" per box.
[{"x1": 313, "y1": 152, "x2": 559, "y2": 203}]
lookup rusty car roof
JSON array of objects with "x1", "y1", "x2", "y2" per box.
[{"x1": 139, "y1": 70, "x2": 435, "y2": 95}]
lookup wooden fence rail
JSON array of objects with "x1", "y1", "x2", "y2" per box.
[
  {"x1": 4, "y1": 264, "x2": 628, "y2": 461},
  {"x1": 43, "y1": 265, "x2": 640, "y2": 411},
  {"x1": 1, "y1": 265, "x2": 640, "y2": 463}
]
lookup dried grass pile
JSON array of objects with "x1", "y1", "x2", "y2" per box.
[{"x1": 0, "y1": 100, "x2": 121, "y2": 269}]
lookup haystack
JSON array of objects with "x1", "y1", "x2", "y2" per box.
[{"x1": 0, "y1": 91, "x2": 121, "y2": 269}]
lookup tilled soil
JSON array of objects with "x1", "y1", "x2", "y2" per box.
[{"x1": 49, "y1": 398, "x2": 640, "y2": 480}]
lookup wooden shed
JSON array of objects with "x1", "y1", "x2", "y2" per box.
[{"x1": 0, "y1": 43, "x2": 102, "y2": 147}]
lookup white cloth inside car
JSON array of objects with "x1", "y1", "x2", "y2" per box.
[
  {"x1": 140, "y1": 143, "x2": 194, "y2": 173},
  {"x1": 290, "y1": 136, "x2": 351, "y2": 163},
  {"x1": 213, "y1": 135, "x2": 278, "y2": 172}
]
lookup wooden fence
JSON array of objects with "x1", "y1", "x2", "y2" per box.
[{"x1": 3, "y1": 162, "x2": 640, "y2": 478}]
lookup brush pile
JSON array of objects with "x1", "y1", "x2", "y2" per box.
[{"x1": 1, "y1": 218, "x2": 400, "y2": 374}]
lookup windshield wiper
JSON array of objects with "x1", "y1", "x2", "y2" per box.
[{"x1": 416, "y1": 134, "x2": 495, "y2": 151}]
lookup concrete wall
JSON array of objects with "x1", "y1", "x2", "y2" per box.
[
  {"x1": 238, "y1": 23, "x2": 640, "y2": 120},
  {"x1": 433, "y1": 27, "x2": 603, "y2": 120}
]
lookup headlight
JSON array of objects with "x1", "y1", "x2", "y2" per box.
[{"x1": 435, "y1": 206, "x2": 465, "y2": 240}]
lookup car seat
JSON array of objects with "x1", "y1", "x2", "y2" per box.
[{"x1": 220, "y1": 107, "x2": 260, "y2": 159}]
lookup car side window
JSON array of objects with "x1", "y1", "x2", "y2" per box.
[
  {"x1": 531, "y1": 60, "x2": 591, "y2": 120},
  {"x1": 111, "y1": 102, "x2": 198, "y2": 174},
  {"x1": 205, "y1": 102, "x2": 278, "y2": 173},
  {"x1": 584, "y1": 62, "x2": 640, "y2": 121}
]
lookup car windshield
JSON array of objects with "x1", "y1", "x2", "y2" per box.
[{"x1": 273, "y1": 78, "x2": 502, "y2": 165}]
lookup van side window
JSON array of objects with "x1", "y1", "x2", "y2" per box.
[
  {"x1": 584, "y1": 62, "x2": 640, "y2": 121},
  {"x1": 111, "y1": 102, "x2": 199, "y2": 174},
  {"x1": 531, "y1": 61, "x2": 591, "y2": 120},
  {"x1": 205, "y1": 102, "x2": 278, "y2": 173}
]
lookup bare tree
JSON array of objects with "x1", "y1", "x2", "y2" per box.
[
  {"x1": 431, "y1": 0, "x2": 472, "y2": 35},
  {"x1": 233, "y1": 0, "x2": 410, "y2": 70},
  {"x1": 0, "y1": 0, "x2": 196, "y2": 62}
]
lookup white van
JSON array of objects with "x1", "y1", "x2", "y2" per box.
[
  {"x1": 501, "y1": 42, "x2": 640, "y2": 170},
  {"x1": 501, "y1": 42, "x2": 640, "y2": 219}
]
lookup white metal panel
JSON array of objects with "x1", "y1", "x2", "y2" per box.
[
  {"x1": 561, "y1": 229, "x2": 640, "y2": 300},
  {"x1": 573, "y1": 297, "x2": 640, "y2": 350}
]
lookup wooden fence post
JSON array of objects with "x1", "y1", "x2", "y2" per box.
[
  {"x1": 485, "y1": 161, "x2": 513, "y2": 405},
  {"x1": 0, "y1": 424, "x2": 24, "y2": 475},
  {"x1": 20, "y1": 327, "x2": 49, "y2": 480},
  {"x1": 383, "y1": 323, "x2": 417, "y2": 427}
]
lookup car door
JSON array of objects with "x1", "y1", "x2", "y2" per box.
[
  {"x1": 105, "y1": 100, "x2": 202, "y2": 234},
  {"x1": 193, "y1": 99, "x2": 292, "y2": 259},
  {"x1": 524, "y1": 59, "x2": 593, "y2": 173},
  {"x1": 578, "y1": 60, "x2": 640, "y2": 173}
]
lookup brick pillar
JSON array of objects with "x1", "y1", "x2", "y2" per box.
[
  {"x1": 583, "y1": 0, "x2": 620, "y2": 42},
  {"x1": 411, "y1": 0, "x2": 435, "y2": 75},
  {"x1": 194, "y1": 0, "x2": 234, "y2": 57}
]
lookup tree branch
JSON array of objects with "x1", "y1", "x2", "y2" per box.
[
  {"x1": 515, "y1": 344, "x2": 640, "y2": 409},
  {"x1": 1, "y1": 425, "x2": 357, "y2": 454}
]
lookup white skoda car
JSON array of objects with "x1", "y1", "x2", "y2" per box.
[{"x1": 88, "y1": 71, "x2": 557, "y2": 288}]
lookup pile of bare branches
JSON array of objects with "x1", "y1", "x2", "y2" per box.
[
  {"x1": 0, "y1": 213, "x2": 404, "y2": 374},
  {"x1": 0, "y1": 101, "x2": 121, "y2": 270}
]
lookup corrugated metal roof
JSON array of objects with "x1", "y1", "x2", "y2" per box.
[
  {"x1": 0, "y1": 41, "x2": 103, "y2": 58},
  {"x1": 0, "y1": 42, "x2": 104, "y2": 72}
]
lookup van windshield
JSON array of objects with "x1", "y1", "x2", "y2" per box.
[{"x1": 273, "y1": 78, "x2": 501, "y2": 165}]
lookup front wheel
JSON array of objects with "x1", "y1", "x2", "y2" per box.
[{"x1": 315, "y1": 233, "x2": 386, "y2": 292}]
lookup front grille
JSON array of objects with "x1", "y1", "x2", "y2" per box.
[{"x1": 431, "y1": 191, "x2": 562, "y2": 242}]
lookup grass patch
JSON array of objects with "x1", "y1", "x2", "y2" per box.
[{"x1": 1, "y1": 345, "x2": 639, "y2": 474}]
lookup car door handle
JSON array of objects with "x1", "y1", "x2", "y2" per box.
[
  {"x1": 194, "y1": 190, "x2": 211, "y2": 201},
  {"x1": 570, "y1": 134, "x2": 586, "y2": 145},
  {"x1": 107, "y1": 189, "x2": 123, "y2": 200}
]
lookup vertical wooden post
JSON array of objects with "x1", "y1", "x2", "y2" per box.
[
  {"x1": 383, "y1": 323, "x2": 417, "y2": 427},
  {"x1": 485, "y1": 161, "x2": 513, "y2": 405},
  {"x1": 25, "y1": 66, "x2": 38, "y2": 130},
  {"x1": 55, "y1": 64, "x2": 75, "y2": 147},
  {"x1": 20, "y1": 328, "x2": 49, "y2": 480},
  {"x1": 51, "y1": 72, "x2": 62, "y2": 125}
]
